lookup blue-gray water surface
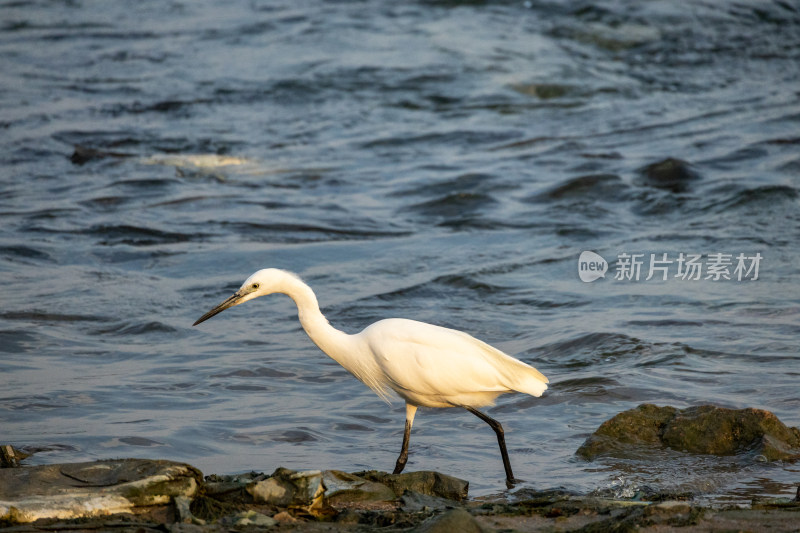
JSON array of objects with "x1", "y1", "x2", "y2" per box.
[{"x1": 1, "y1": 0, "x2": 799, "y2": 500}]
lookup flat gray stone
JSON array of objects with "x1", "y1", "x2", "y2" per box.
[{"x1": 0, "y1": 459, "x2": 201, "y2": 523}]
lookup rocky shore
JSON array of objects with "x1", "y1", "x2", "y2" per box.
[
  {"x1": 3, "y1": 404, "x2": 799, "y2": 532},
  {"x1": 1, "y1": 457, "x2": 799, "y2": 532}
]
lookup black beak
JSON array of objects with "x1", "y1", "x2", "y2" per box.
[{"x1": 193, "y1": 291, "x2": 243, "y2": 326}]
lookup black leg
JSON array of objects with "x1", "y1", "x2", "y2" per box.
[
  {"x1": 393, "y1": 418, "x2": 412, "y2": 474},
  {"x1": 465, "y1": 406, "x2": 516, "y2": 484},
  {"x1": 393, "y1": 404, "x2": 417, "y2": 475}
]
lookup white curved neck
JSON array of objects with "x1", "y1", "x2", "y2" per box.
[
  {"x1": 274, "y1": 272, "x2": 391, "y2": 402},
  {"x1": 277, "y1": 275, "x2": 355, "y2": 367}
]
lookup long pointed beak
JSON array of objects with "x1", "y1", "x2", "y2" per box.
[{"x1": 193, "y1": 291, "x2": 244, "y2": 326}]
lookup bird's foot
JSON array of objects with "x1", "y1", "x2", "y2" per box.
[{"x1": 505, "y1": 476, "x2": 523, "y2": 488}]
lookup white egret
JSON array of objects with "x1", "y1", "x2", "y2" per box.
[{"x1": 193, "y1": 268, "x2": 548, "y2": 484}]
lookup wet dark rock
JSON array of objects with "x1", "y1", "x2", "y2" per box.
[
  {"x1": 663, "y1": 406, "x2": 800, "y2": 458},
  {"x1": 509, "y1": 488, "x2": 581, "y2": 506},
  {"x1": 189, "y1": 493, "x2": 246, "y2": 523},
  {"x1": 577, "y1": 404, "x2": 800, "y2": 461},
  {"x1": 413, "y1": 507, "x2": 483, "y2": 533},
  {"x1": 355, "y1": 470, "x2": 469, "y2": 501},
  {"x1": 600, "y1": 499, "x2": 705, "y2": 531},
  {"x1": 203, "y1": 472, "x2": 264, "y2": 497},
  {"x1": 477, "y1": 493, "x2": 711, "y2": 531},
  {"x1": 192, "y1": 468, "x2": 467, "y2": 526},
  {"x1": 577, "y1": 403, "x2": 676, "y2": 457},
  {"x1": 635, "y1": 157, "x2": 700, "y2": 193},
  {"x1": 322, "y1": 470, "x2": 397, "y2": 504},
  {"x1": 0, "y1": 445, "x2": 29, "y2": 468},
  {"x1": 399, "y1": 490, "x2": 457, "y2": 513}
]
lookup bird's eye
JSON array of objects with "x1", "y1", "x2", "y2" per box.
[{"x1": 252, "y1": 283, "x2": 259, "y2": 289}]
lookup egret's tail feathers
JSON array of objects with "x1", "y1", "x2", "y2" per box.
[
  {"x1": 502, "y1": 358, "x2": 548, "y2": 397},
  {"x1": 512, "y1": 371, "x2": 548, "y2": 397}
]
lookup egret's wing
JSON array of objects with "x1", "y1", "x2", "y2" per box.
[{"x1": 362, "y1": 319, "x2": 548, "y2": 404}]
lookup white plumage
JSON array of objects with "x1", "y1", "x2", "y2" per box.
[
  {"x1": 193, "y1": 268, "x2": 549, "y2": 483},
  {"x1": 362, "y1": 318, "x2": 548, "y2": 407}
]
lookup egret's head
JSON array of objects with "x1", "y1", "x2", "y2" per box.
[{"x1": 193, "y1": 268, "x2": 300, "y2": 326}]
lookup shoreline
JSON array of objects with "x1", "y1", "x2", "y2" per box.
[{"x1": 2, "y1": 458, "x2": 798, "y2": 532}]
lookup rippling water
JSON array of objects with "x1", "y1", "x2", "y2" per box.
[{"x1": 2, "y1": 0, "x2": 799, "y2": 499}]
